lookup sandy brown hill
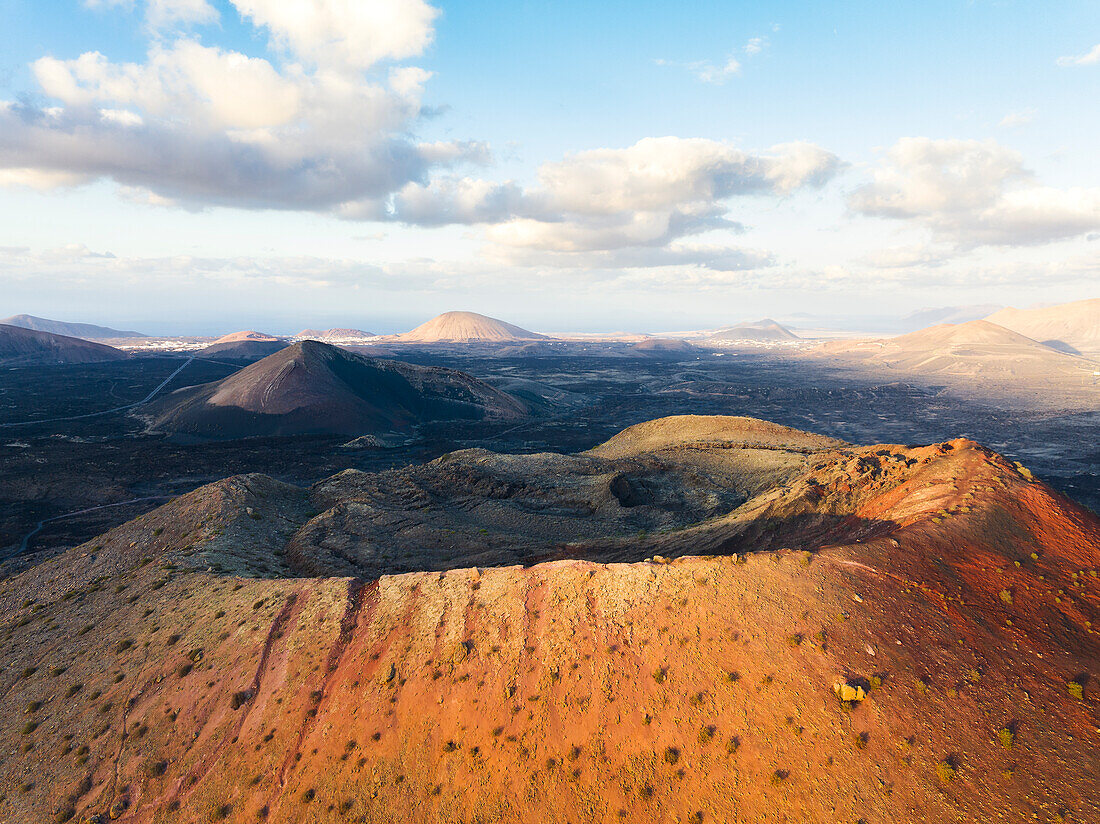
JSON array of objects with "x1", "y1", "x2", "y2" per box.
[
  {"x1": 986, "y1": 298, "x2": 1100, "y2": 357},
  {"x1": 0, "y1": 416, "x2": 1097, "y2": 823},
  {"x1": 146, "y1": 340, "x2": 526, "y2": 439},
  {"x1": 812, "y1": 320, "x2": 1100, "y2": 410},
  {"x1": 705, "y1": 319, "x2": 798, "y2": 343},
  {"x1": 0, "y1": 314, "x2": 146, "y2": 340},
  {"x1": 210, "y1": 331, "x2": 282, "y2": 345},
  {"x1": 397, "y1": 311, "x2": 548, "y2": 343},
  {"x1": 0, "y1": 324, "x2": 128, "y2": 365}
]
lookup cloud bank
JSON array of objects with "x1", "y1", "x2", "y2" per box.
[{"x1": 850, "y1": 138, "x2": 1100, "y2": 249}]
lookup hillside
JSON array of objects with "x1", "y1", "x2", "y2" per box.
[
  {"x1": 705, "y1": 319, "x2": 799, "y2": 344},
  {"x1": 0, "y1": 314, "x2": 146, "y2": 340},
  {"x1": 199, "y1": 340, "x2": 289, "y2": 362},
  {"x1": 0, "y1": 323, "x2": 128, "y2": 365},
  {"x1": 0, "y1": 416, "x2": 1096, "y2": 823},
  {"x1": 397, "y1": 311, "x2": 548, "y2": 343},
  {"x1": 986, "y1": 298, "x2": 1100, "y2": 357},
  {"x1": 146, "y1": 340, "x2": 526, "y2": 439},
  {"x1": 812, "y1": 320, "x2": 1100, "y2": 409},
  {"x1": 630, "y1": 338, "x2": 699, "y2": 357}
]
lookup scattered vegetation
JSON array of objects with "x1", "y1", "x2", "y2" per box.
[{"x1": 935, "y1": 759, "x2": 958, "y2": 783}]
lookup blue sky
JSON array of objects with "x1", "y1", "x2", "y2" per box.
[{"x1": 0, "y1": 0, "x2": 1097, "y2": 334}]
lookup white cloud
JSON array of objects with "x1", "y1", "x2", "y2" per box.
[
  {"x1": 0, "y1": 19, "x2": 488, "y2": 213},
  {"x1": 230, "y1": 0, "x2": 440, "y2": 70},
  {"x1": 850, "y1": 137, "x2": 1100, "y2": 248},
  {"x1": 1056, "y1": 44, "x2": 1100, "y2": 66},
  {"x1": 0, "y1": 167, "x2": 92, "y2": 190},
  {"x1": 147, "y1": 0, "x2": 218, "y2": 27},
  {"x1": 744, "y1": 37, "x2": 768, "y2": 55},
  {"x1": 351, "y1": 138, "x2": 840, "y2": 268},
  {"x1": 33, "y1": 42, "x2": 304, "y2": 131},
  {"x1": 998, "y1": 108, "x2": 1035, "y2": 128},
  {"x1": 84, "y1": 0, "x2": 219, "y2": 30},
  {"x1": 655, "y1": 56, "x2": 741, "y2": 84}
]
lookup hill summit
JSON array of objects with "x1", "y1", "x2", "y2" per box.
[
  {"x1": 705, "y1": 318, "x2": 798, "y2": 343},
  {"x1": 397, "y1": 311, "x2": 548, "y2": 343},
  {"x1": 0, "y1": 323, "x2": 127, "y2": 364},
  {"x1": 148, "y1": 340, "x2": 526, "y2": 438}
]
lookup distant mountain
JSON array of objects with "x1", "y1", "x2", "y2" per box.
[
  {"x1": 897, "y1": 303, "x2": 1003, "y2": 330},
  {"x1": 295, "y1": 328, "x2": 376, "y2": 340},
  {"x1": 814, "y1": 320, "x2": 1098, "y2": 409},
  {"x1": 209, "y1": 331, "x2": 282, "y2": 344},
  {"x1": 899, "y1": 304, "x2": 1002, "y2": 331},
  {"x1": 148, "y1": 340, "x2": 526, "y2": 439},
  {"x1": 397, "y1": 311, "x2": 548, "y2": 343},
  {"x1": 0, "y1": 314, "x2": 146, "y2": 340},
  {"x1": 705, "y1": 319, "x2": 798, "y2": 343},
  {"x1": 0, "y1": 323, "x2": 128, "y2": 364},
  {"x1": 985, "y1": 298, "x2": 1100, "y2": 356}
]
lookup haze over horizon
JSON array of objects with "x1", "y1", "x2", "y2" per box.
[{"x1": 1, "y1": 0, "x2": 1098, "y2": 333}]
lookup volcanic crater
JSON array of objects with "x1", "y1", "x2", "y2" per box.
[{"x1": 0, "y1": 415, "x2": 1097, "y2": 823}]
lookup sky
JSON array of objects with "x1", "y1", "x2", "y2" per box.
[{"x1": 0, "y1": 0, "x2": 1097, "y2": 335}]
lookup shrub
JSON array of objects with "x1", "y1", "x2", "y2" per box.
[
  {"x1": 652, "y1": 667, "x2": 667, "y2": 684},
  {"x1": 1067, "y1": 680, "x2": 1084, "y2": 700},
  {"x1": 935, "y1": 759, "x2": 957, "y2": 782},
  {"x1": 997, "y1": 727, "x2": 1014, "y2": 749},
  {"x1": 663, "y1": 746, "x2": 680, "y2": 765}
]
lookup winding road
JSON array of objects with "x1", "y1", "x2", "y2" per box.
[
  {"x1": 13, "y1": 495, "x2": 174, "y2": 557},
  {"x1": 0, "y1": 356, "x2": 195, "y2": 428}
]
